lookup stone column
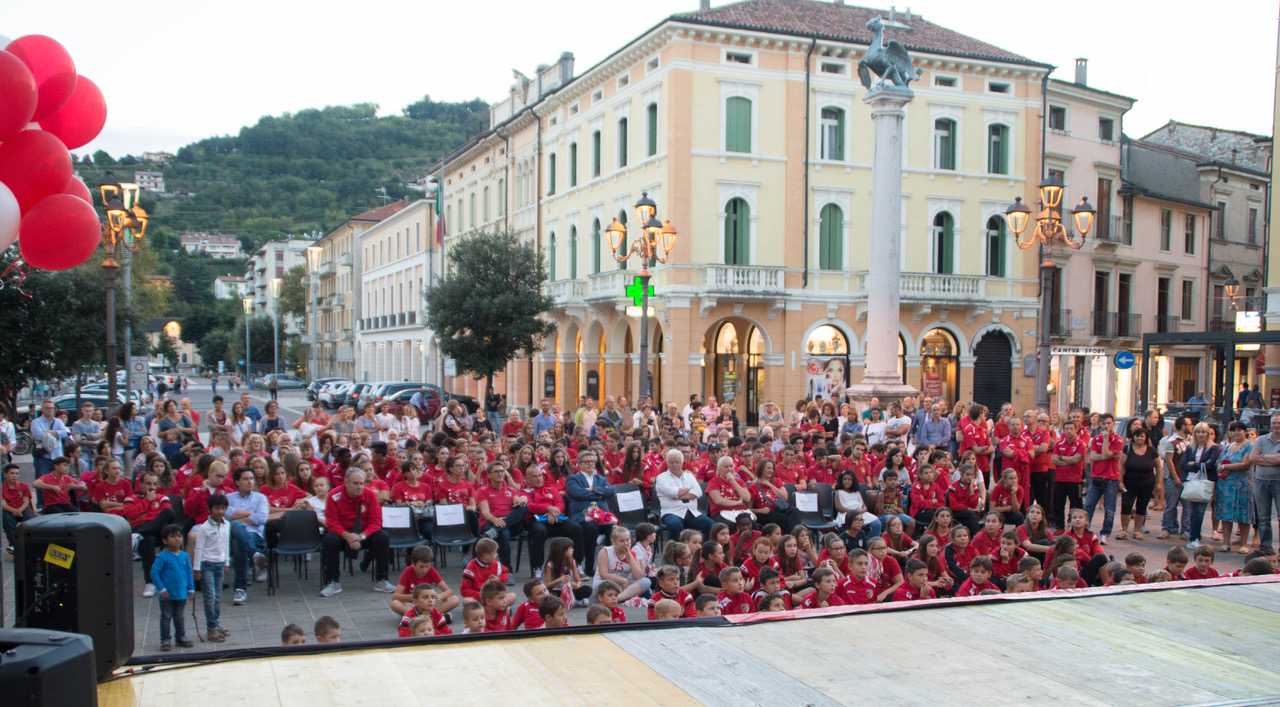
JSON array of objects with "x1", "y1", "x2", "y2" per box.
[{"x1": 848, "y1": 84, "x2": 918, "y2": 409}]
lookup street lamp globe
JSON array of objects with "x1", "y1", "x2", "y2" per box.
[
  {"x1": 242, "y1": 297, "x2": 252, "y2": 315},
  {"x1": 659, "y1": 220, "x2": 678, "y2": 255},
  {"x1": 1004, "y1": 196, "x2": 1031, "y2": 236},
  {"x1": 605, "y1": 217, "x2": 626, "y2": 253},
  {"x1": 1071, "y1": 197, "x2": 1096, "y2": 236},
  {"x1": 634, "y1": 192, "x2": 657, "y2": 224},
  {"x1": 1038, "y1": 174, "x2": 1064, "y2": 209}
]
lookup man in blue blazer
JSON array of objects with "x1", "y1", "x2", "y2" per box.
[{"x1": 564, "y1": 449, "x2": 616, "y2": 576}]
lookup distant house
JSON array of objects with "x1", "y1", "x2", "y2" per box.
[
  {"x1": 145, "y1": 317, "x2": 201, "y2": 371},
  {"x1": 213, "y1": 275, "x2": 251, "y2": 300},
  {"x1": 180, "y1": 232, "x2": 243, "y2": 259},
  {"x1": 135, "y1": 171, "x2": 165, "y2": 193},
  {"x1": 141, "y1": 152, "x2": 174, "y2": 165}
]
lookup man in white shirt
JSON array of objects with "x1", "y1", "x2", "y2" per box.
[
  {"x1": 225, "y1": 467, "x2": 268, "y2": 605},
  {"x1": 30, "y1": 400, "x2": 70, "y2": 479},
  {"x1": 654, "y1": 449, "x2": 713, "y2": 540},
  {"x1": 884, "y1": 401, "x2": 913, "y2": 450}
]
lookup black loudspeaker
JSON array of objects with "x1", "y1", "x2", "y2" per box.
[
  {"x1": 0, "y1": 628, "x2": 97, "y2": 705},
  {"x1": 15, "y1": 513, "x2": 134, "y2": 677}
]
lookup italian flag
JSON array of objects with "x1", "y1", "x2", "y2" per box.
[{"x1": 434, "y1": 179, "x2": 445, "y2": 245}]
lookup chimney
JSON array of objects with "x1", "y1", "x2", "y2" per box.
[
  {"x1": 1074, "y1": 58, "x2": 1087, "y2": 86},
  {"x1": 559, "y1": 51, "x2": 575, "y2": 84},
  {"x1": 700, "y1": 0, "x2": 711, "y2": 9}
]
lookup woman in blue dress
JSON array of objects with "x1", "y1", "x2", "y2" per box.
[{"x1": 1214, "y1": 421, "x2": 1253, "y2": 554}]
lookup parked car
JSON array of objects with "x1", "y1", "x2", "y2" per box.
[
  {"x1": 341, "y1": 382, "x2": 374, "y2": 409},
  {"x1": 261, "y1": 373, "x2": 308, "y2": 390},
  {"x1": 307, "y1": 377, "x2": 349, "y2": 401},
  {"x1": 319, "y1": 381, "x2": 353, "y2": 408},
  {"x1": 50, "y1": 392, "x2": 124, "y2": 413},
  {"x1": 386, "y1": 386, "x2": 481, "y2": 421}
]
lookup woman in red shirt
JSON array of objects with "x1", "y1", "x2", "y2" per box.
[
  {"x1": 392, "y1": 462, "x2": 433, "y2": 510},
  {"x1": 263, "y1": 461, "x2": 308, "y2": 551},
  {"x1": 944, "y1": 525, "x2": 978, "y2": 586},
  {"x1": 1018, "y1": 503, "x2": 1055, "y2": 563},
  {"x1": 971, "y1": 510, "x2": 1004, "y2": 557},
  {"x1": 990, "y1": 530, "x2": 1028, "y2": 583},
  {"x1": 1064, "y1": 507, "x2": 1108, "y2": 586},
  {"x1": 868, "y1": 537, "x2": 903, "y2": 602}
]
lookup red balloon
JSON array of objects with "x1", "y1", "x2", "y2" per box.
[
  {"x1": 6, "y1": 35, "x2": 76, "y2": 122},
  {"x1": 19, "y1": 193, "x2": 101, "y2": 271},
  {"x1": 0, "y1": 129, "x2": 73, "y2": 213},
  {"x1": 0, "y1": 50, "x2": 37, "y2": 141},
  {"x1": 39, "y1": 75, "x2": 106, "y2": 150},
  {"x1": 63, "y1": 174, "x2": 93, "y2": 204}
]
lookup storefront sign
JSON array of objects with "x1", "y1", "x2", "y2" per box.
[
  {"x1": 1236, "y1": 311, "x2": 1262, "y2": 333},
  {"x1": 924, "y1": 371, "x2": 943, "y2": 397},
  {"x1": 805, "y1": 357, "x2": 848, "y2": 401},
  {"x1": 1051, "y1": 346, "x2": 1107, "y2": 357}
]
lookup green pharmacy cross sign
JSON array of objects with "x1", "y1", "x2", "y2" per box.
[{"x1": 625, "y1": 276, "x2": 654, "y2": 307}]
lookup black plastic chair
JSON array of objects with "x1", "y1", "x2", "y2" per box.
[
  {"x1": 269, "y1": 510, "x2": 323, "y2": 595},
  {"x1": 430, "y1": 503, "x2": 478, "y2": 568},
  {"x1": 697, "y1": 491, "x2": 709, "y2": 516},
  {"x1": 510, "y1": 529, "x2": 530, "y2": 573},
  {"x1": 382, "y1": 507, "x2": 427, "y2": 566},
  {"x1": 167, "y1": 494, "x2": 187, "y2": 529},
  {"x1": 646, "y1": 490, "x2": 667, "y2": 545},
  {"x1": 791, "y1": 484, "x2": 838, "y2": 533},
  {"x1": 606, "y1": 484, "x2": 650, "y2": 533}
]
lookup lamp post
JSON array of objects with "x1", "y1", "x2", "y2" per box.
[
  {"x1": 242, "y1": 297, "x2": 253, "y2": 386},
  {"x1": 97, "y1": 173, "x2": 148, "y2": 413},
  {"x1": 306, "y1": 246, "x2": 322, "y2": 379},
  {"x1": 1005, "y1": 175, "x2": 1096, "y2": 411},
  {"x1": 605, "y1": 192, "x2": 678, "y2": 401},
  {"x1": 270, "y1": 278, "x2": 282, "y2": 376}
]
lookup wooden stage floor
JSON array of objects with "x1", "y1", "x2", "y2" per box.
[{"x1": 99, "y1": 577, "x2": 1280, "y2": 706}]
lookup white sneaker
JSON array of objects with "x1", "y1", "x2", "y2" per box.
[
  {"x1": 1187, "y1": 540, "x2": 1201, "y2": 550},
  {"x1": 254, "y1": 552, "x2": 268, "y2": 573},
  {"x1": 256, "y1": 568, "x2": 269, "y2": 584},
  {"x1": 132, "y1": 534, "x2": 141, "y2": 561},
  {"x1": 142, "y1": 583, "x2": 156, "y2": 598},
  {"x1": 373, "y1": 579, "x2": 396, "y2": 593},
  {"x1": 1099, "y1": 534, "x2": 1109, "y2": 545},
  {"x1": 233, "y1": 588, "x2": 246, "y2": 605},
  {"x1": 533, "y1": 568, "x2": 544, "y2": 580},
  {"x1": 320, "y1": 581, "x2": 343, "y2": 597}
]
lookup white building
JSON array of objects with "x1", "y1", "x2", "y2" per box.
[
  {"x1": 355, "y1": 199, "x2": 439, "y2": 383},
  {"x1": 246, "y1": 239, "x2": 312, "y2": 333},
  {"x1": 134, "y1": 171, "x2": 165, "y2": 193},
  {"x1": 213, "y1": 275, "x2": 251, "y2": 300},
  {"x1": 181, "y1": 232, "x2": 243, "y2": 259},
  {"x1": 141, "y1": 151, "x2": 174, "y2": 165}
]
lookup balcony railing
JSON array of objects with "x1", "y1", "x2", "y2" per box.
[
  {"x1": 1209, "y1": 316, "x2": 1233, "y2": 332},
  {"x1": 702, "y1": 265, "x2": 786, "y2": 294},
  {"x1": 1092, "y1": 216, "x2": 1128, "y2": 245},
  {"x1": 1048, "y1": 309, "x2": 1071, "y2": 337},
  {"x1": 898, "y1": 272, "x2": 983, "y2": 300},
  {"x1": 545, "y1": 279, "x2": 586, "y2": 307},
  {"x1": 587, "y1": 269, "x2": 631, "y2": 299},
  {"x1": 1154, "y1": 315, "x2": 1179, "y2": 333},
  {"x1": 1092, "y1": 311, "x2": 1142, "y2": 338}
]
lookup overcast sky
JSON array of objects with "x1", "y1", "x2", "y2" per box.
[{"x1": 5, "y1": 0, "x2": 1276, "y2": 156}]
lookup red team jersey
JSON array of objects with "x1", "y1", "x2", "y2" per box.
[{"x1": 717, "y1": 590, "x2": 757, "y2": 615}]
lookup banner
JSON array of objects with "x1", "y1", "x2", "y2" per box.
[{"x1": 806, "y1": 357, "x2": 848, "y2": 401}]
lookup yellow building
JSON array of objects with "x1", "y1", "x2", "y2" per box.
[{"x1": 439, "y1": 1, "x2": 1052, "y2": 422}]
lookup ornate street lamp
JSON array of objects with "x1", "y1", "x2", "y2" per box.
[
  {"x1": 605, "y1": 192, "x2": 678, "y2": 401},
  {"x1": 1006, "y1": 175, "x2": 1096, "y2": 411},
  {"x1": 97, "y1": 172, "x2": 148, "y2": 411}
]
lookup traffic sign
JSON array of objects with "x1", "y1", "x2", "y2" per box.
[
  {"x1": 128, "y1": 356, "x2": 149, "y2": 391},
  {"x1": 1114, "y1": 351, "x2": 1136, "y2": 370}
]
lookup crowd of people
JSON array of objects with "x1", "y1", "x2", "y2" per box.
[{"x1": 3, "y1": 387, "x2": 1278, "y2": 650}]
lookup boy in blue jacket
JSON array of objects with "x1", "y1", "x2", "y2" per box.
[{"x1": 150, "y1": 524, "x2": 195, "y2": 650}]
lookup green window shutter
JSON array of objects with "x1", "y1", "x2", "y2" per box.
[
  {"x1": 942, "y1": 216, "x2": 954, "y2": 273},
  {"x1": 819, "y1": 204, "x2": 842, "y2": 270},
  {"x1": 593, "y1": 131, "x2": 601, "y2": 176},
  {"x1": 569, "y1": 227, "x2": 577, "y2": 279},
  {"x1": 618, "y1": 119, "x2": 628, "y2": 167},
  {"x1": 549, "y1": 154, "x2": 556, "y2": 193},
  {"x1": 725, "y1": 199, "x2": 750, "y2": 264},
  {"x1": 647, "y1": 104, "x2": 658, "y2": 156},
  {"x1": 549, "y1": 236, "x2": 557, "y2": 281},
  {"x1": 618, "y1": 213, "x2": 628, "y2": 270},
  {"x1": 726, "y1": 97, "x2": 751, "y2": 153},
  {"x1": 835, "y1": 111, "x2": 845, "y2": 161},
  {"x1": 569, "y1": 144, "x2": 577, "y2": 187},
  {"x1": 592, "y1": 219, "x2": 601, "y2": 273}
]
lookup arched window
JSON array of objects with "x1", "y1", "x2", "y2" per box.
[
  {"x1": 819, "y1": 203, "x2": 843, "y2": 270},
  {"x1": 986, "y1": 216, "x2": 1006, "y2": 277},
  {"x1": 616, "y1": 211, "x2": 629, "y2": 270},
  {"x1": 725, "y1": 97, "x2": 752, "y2": 153},
  {"x1": 569, "y1": 226, "x2": 578, "y2": 279},
  {"x1": 725, "y1": 198, "x2": 750, "y2": 265},
  {"x1": 548, "y1": 233, "x2": 557, "y2": 281},
  {"x1": 646, "y1": 102, "x2": 659, "y2": 156},
  {"x1": 934, "y1": 118, "x2": 956, "y2": 170},
  {"x1": 933, "y1": 212, "x2": 954, "y2": 274},
  {"x1": 591, "y1": 218, "x2": 602, "y2": 274},
  {"x1": 820, "y1": 107, "x2": 845, "y2": 161},
  {"x1": 987, "y1": 124, "x2": 1009, "y2": 175}
]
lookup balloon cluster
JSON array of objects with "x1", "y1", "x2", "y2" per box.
[{"x1": 0, "y1": 34, "x2": 109, "y2": 272}]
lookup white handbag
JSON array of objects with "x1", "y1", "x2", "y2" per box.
[{"x1": 1180, "y1": 466, "x2": 1214, "y2": 504}]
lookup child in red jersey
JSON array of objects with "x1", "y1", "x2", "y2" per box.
[
  {"x1": 913, "y1": 533, "x2": 954, "y2": 596},
  {"x1": 990, "y1": 530, "x2": 1028, "y2": 582},
  {"x1": 740, "y1": 536, "x2": 780, "y2": 593},
  {"x1": 391, "y1": 462, "x2": 432, "y2": 509},
  {"x1": 479, "y1": 578, "x2": 512, "y2": 632},
  {"x1": 989, "y1": 468, "x2": 1024, "y2": 525},
  {"x1": 891, "y1": 559, "x2": 937, "y2": 602},
  {"x1": 392, "y1": 544, "x2": 459, "y2": 616},
  {"x1": 648, "y1": 565, "x2": 696, "y2": 619},
  {"x1": 869, "y1": 538, "x2": 904, "y2": 603},
  {"x1": 800, "y1": 567, "x2": 847, "y2": 609},
  {"x1": 727, "y1": 514, "x2": 759, "y2": 567},
  {"x1": 1184, "y1": 545, "x2": 1220, "y2": 580},
  {"x1": 539, "y1": 596, "x2": 568, "y2": 628},
  {"x1": 595, "y1": 581, "x2": 627, "y2": 623},
  {"x1": 511, "y1": 579, "x2": 549, "y2": 630},
  {"x1": 955, "y1": 556, "x2": 1000, "y2": 596},
  {"x1": 1050, "y1": 565, "x2": 1086, "y2": 590},
  {"x1": 1164, "y1": 546, "x2": 1189, "y2": 581},
  {"x1": 459, "y1": 601, "x2": 486, "y2": 634},
  {"x1": 1124, "y1": 553, "x2": 1148, "y2": 584},
  {"x1": 909, "y1": 465, "x2": 945, "y2": 527},
  {"x1": 585, "y1": 605, "x2": 613, "y2": 625},
  {"x1": 947, "y1": 464, "x2": 985, "y2": 536},
  {"x1": 717, "y1": 567, "x2": 756, "y2": 615},
  {"x1": 461, "y1": 538, "x2": 516, "y2": 607},
  {"x1": 695, "y1": 593, "x2": 722, "y2": 616},
  {"x1": 1017, "y1": 556, "x2": 1044, "y2": 588},
  {"x1": 817, "y1": 533, "x2": 852, "y2": 578},
  {"x1": 971, "y1": 510, "x2": 1004, "y2": 557},
  {"x1": 751, "y1": 567, "x2": 793, "y2": 610},
  {"x1": 836, "y1": 549, "x2": 878, "y2": 605},
  {"x1": 398, "y1": 585, "x2": 451, "y2": 637}
]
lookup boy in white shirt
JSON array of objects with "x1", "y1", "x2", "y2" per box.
[{"x1": 193, "y1": 494, "x2": 232, "y2": 642}]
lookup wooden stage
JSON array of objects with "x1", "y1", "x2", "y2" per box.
[{"x1": 99, "y1": 577, "x2": 1280, "y2": 706}]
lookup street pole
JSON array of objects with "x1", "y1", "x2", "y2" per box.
[
  {"x1": 1035, "y1": 242, "x2": 1052, "y2": 412},
  {"x1": 122, "y1": 247, "x2": 132, "y2": 399},
  {"x1": 243, "y1": 297, "x2": 252, "y2": 387},
  {"x1": 104, "y1": 261, "x2": 118, "y2": 412},
  {"x1": 639, "y1": 271, "x2": 650, "y2": 400},
  {"x1": 273, "y1": 303, "x2": 280, "y2": 376}
]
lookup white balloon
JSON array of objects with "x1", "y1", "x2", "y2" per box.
[{"x1": 0, "y1": 182, "x2": 19, "y2": 251}]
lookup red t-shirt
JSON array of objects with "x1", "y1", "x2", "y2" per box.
[
  {"x1": 960, "y1": 419, "x2": 991, "y2": 473},
  {"x1": 873, "y1": 555, "x2": 902, "y2": 594},
  {"x1": 717, "y1": 590, "x2": 756, "y2": 615},
  {"x1": 773, "y1": 462, "x2": 806, "y2": 487},
  {"x1": 817, "y1": 549, "x2": 851, "y2": 577},
  {"x1": 2, "y1": 481, "x2": 32, "y2": 511},
  {"x1": 909, "y1": 481, "x2": 944, "y2": 511},
  {"x1": 1052, "y1": 437, "x2": 1087, "y2": 482},
  {"x1": 1184, "y1": 566, "x2": 1219, "y2": 581},
  {"x1": 990, "y1": 484, "x2": 1021, "y2": 514},
  {"x1": 990, "y1": 547, "x2": 1028, "y2": 580},
  {"x1": 971, "y1": 528, "x2": 1003, "y2": 557},
  {"x1": 706, "y1": 476, "x2": 747, "y2": 516},
  {"x1": 36, "y1": 473, "x2": 76, "y2": 506},
  {"x1": 1016, "y1": 525, "x2": 1054, "y2": 548},
  {"x1": 263, "y1": 483, "x2": 306, "y2": 509},
  {"x1": 475, "y1": 483, "x2": 519, "y2": 518},
  {"x1": 891, "y1": 582, "x2": 936, "y2": 602},
  {"x1": 1024, "y1": 427, "x2": 1054, "y2": 473},
  {"x1": 800, "y1": 591, "x2": 847, "y2": 609},
  {"x1": 461, "y1": 557, "x2": 509, "y2": 600},
  {"x1": 511, "y1": 600, "x2": 545, "y2": 630},
  {"x1": 947, "y1": 480, "x2": 982, "y2": 511},
  {"x1": 739, "y1": 554, "x2": 780, "y2": 593},
  {"x1": 484, "y1": 608, "x2": 512, "y2": 633},
  {"x1": 837, "y1": 576, "x2": 878, "y2": 605},
  {"x1": 1000, "y1": 436, "x2": 1033, "y2": 499},
  {"x1": 434, "y1": 478, "x2": 475, "y2": 506},
  {"x1": 392, "y1": 481, "x2": 432, "y2": 505},
  {"x1": 609, "y1": 606, "x2": 627, "y2": 623},
  {"x1": 1064, "y1": 529, "x2": 1103, "y2": 564},
  {"x1": 397, "y1": 564, "x2": 443, "y2": 594},
  {"x1": 397, "y1": 607, "x2": 451, "y2": 637},
  {"x1": 92, "y1": 477, "x2": 134, "y2": 511},
  {"x1": 1088, "y1": 432, "x2": 1125, "y2": 481},
  {"x1": 647, "y1": 589, "x2": 697, "y2": 619},
  {"x1": 955, "y1": 577, "x2": 1000, "y2": 597}
]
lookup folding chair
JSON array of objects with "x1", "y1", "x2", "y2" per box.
[
  {"x1": 382, "y1": 506, "x2": 426, "y2": 566},
  {"x1": 269, "y1": 510, "x2": 323, "y2": 595},
  {"x1": 791, "y1": 484, "x2": 838, "y2": 533},
  {"x1": 430, "y1": 503, "x2": 478, "y2": 568}
]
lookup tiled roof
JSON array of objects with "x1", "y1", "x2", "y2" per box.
[
  {"x1": 671, "y1": 0, "x2": 1047, "y2": 67},
  {"x1": 352, "y1": 200, "x2": 410, "y2": 222}
]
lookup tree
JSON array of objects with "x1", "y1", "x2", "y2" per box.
[
  {"x1": 92, "y1": 149, "x2": 115, "y2": 166},
  {"x1": 151, "y1": 333, "x2": 179, "y2": 369},
  {"x1": 277, "y1": 263, "x2": 307, "y2": 320},
  {"x1": 424, "y1": 230, "x2": 556, "y2": 395},
  {"x1": 0, "y1": 259, "x2": 64, "y2": 412},
  {"x1": 198, "y1": 329, "x2": 234, "y2": 369}
]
